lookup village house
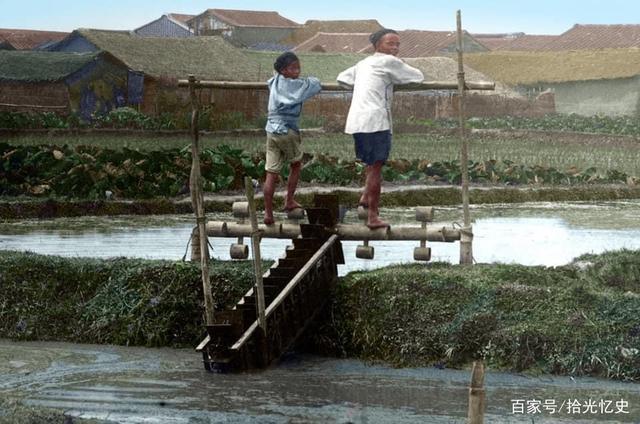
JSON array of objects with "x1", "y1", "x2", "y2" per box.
[
  {"x1": 134, "y1": 13, "x2": 195, "y2": 38},
  {"x1": 49, "y1": 29, "x2": 260, "y2": 117},
  {"x1": 186, "y1": 9, "x2": 299, "y2": 48},
  {"x1": 0, "y1": 50, "x2": 128, "y2": 119},
  {"x1": 241, "y1": 50, "x2": 552, "y2": 130},
  {"x1": 465, "y1": 48, "x2": 640, "y2": 116}
]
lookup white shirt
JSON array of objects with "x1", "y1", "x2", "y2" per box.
[{"x1": 337, "y1": 52, "x2": 424, "y2": 134}]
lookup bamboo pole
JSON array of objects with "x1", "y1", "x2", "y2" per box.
[
  {"x1": 467, "y1": 360, "x2": 486, "y2": 424},
  {"x1": 188, "y1": 75, "x2": 215, "y2": 326},
  {"x1": 244, "y1": 176, "x2": 267, "y2": 333},
  {"x1": 206, "y1": 221, "x2": 462, "y2": 242},
  {"x1": 177, "y1": 80, "x2": 495, "y2": 91},
  {"x1": 456, "y1": 10, "x2": 474, "y2": 265}
]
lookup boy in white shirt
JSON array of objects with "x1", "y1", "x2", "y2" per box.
[{"x1": 337, "y1": 29, "x2": 423, "y2": 229}]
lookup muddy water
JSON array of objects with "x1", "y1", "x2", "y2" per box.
[
  {"x1": 1, "y1": 201, "x2": 640, "y2": 275},
  {"x1": 2, "y1": 202, "x2": 640, "y2": 422},
  {"x1": 1, "y1": 340, "x2": 639, "y2": 423}
]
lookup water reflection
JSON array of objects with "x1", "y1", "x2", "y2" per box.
[{"x1": 1, "y1": 200, "x2": 640, "y2": 276}]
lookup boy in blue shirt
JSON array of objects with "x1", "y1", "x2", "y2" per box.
[{"x1": 263, "y1": 52, "x2": 322, "y2": 225}]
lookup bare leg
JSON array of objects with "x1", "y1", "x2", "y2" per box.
[
  {"x1": 366, "y1": 161, "x2": 389, "y2": 229},
  {"x1": 359, "y1": 165, "x2": 369, "y2": 207},
  {"x1": 284, "y1": 161, "x2": 302, "y2": 211},
  {"x1": 263, "y1": 171, "x2": 278, "y2": 225}
]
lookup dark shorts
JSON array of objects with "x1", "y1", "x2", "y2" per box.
[{"x1": 353, "y1": 130, "x2": 392, "y2": 166}]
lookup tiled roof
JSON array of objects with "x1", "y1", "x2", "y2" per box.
[
  {"x1": 399, "y1": 30, "x2": 458, "y2": 57},
  {"x1": 134, "y1": 15, "x2": 193, "y2": 37},
  {"x1": 543, "y1": 24, "x2": 640, "y2": 50},
  {"x1": 472, "y1": 33, "x2": 523, "y2": 50},
  {"x1": 292, "y1": 29, "x2": 488, "y2": 57},
  {"x1": 472, "y1": 37, "x2": 514, "y2": 50},
  {"x1": 0, "y1": 28, "x2": 68, "y2": 50},
  {"x1": 397, "y1": 30, "x2": 488, "y2": 57},
  {"x1": 293, "y1": 33, "x2": 372, "y2": 54},
  {"x1": 167, "y1": 13, "x2": 195, "y2": 26},
  {"x1": 283, "y1": 19, "x2": 383, "y2": 45},
  {"x1": 494, "y1": 35, "x2": 559, "y2": 51},
  {"x1": 190, "y1": 9, "x2": 299, "y2": 28}
]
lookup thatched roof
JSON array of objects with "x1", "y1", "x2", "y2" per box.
[
  {"x1": 544, "y1": 24, "x2": 640, "y2": 51},
  {"x1": 404, "y1": 57, "x2": 517, "y2": 96},
  {"x1": 0, "y1": 50, "x2": 107, "y2": 82},
  {"x1": 245, "y1": 51, "x2": 514, "y2": 96},
  {"x1": 246, "y1": 51, "x2": 367, "y2": 82},
  {"x1": 465, "y1": 48, "x2": 640, "y2": 85},
  {"x1": 73, "y1": 29, "x2": 259, "y2": 80}
]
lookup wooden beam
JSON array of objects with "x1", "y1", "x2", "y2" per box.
[
  {"x1": 188, "y1": 75, "x2": 215, "y2": 327},
  {"x1": 177, "y1": 80, "x2": 495, "y2": 91},
  {"x1": 456, "y1": 10, "x2": 474, "y2": 265},
  {"x1": 244, "y1": 176, "x2": 267, "y2": 333}
]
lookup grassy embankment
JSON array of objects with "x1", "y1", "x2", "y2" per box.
[{"x1": 1, "y1": 249, "x2": 639, "y2": 381}]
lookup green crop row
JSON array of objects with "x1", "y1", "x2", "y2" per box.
[
  {"x1": 411, "y1": 113, "x2": 640, "y2": 136},
  {"x1": 2, "y1": 142, "x2": 634, "y2": 200}
]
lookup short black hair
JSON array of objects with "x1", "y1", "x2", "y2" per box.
[
  {"x1": 274, "y1": 51, "x2": 299, "y2": 73},
  {"x1": 369, "y1": 28, "x2": 398, "y2": 47}
]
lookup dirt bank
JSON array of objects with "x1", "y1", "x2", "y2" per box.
[{"x1": 3, "y1": 183, "x2": 640, "y2": 219}]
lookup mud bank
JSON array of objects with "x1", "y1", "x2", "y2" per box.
[{"x1": 2, "y1": 183, "x2": 640, "y2": 219}]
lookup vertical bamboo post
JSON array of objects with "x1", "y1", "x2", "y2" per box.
[
  {"x1": 456, "y1": 10, "x2": 474, "y2": 265},
  {"x1": 467, "y1": 360, "x2": 486, "y2": 424},
  {"x1": 244, "y1": 176, "x2": 267, "y2": 333},
  {"x1": 188, "y1": 75, "x2": 215, "y2": 326}
]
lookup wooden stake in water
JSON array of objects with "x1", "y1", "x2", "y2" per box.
[
  {"x1": 456, "y1": 10, "x2": 474, "y2": 265},
  {"x1": 188, "y1": 75, "x2": 215, "y2": 326},
  {"x1": 467, "y1": 360, "x2": 486, "y2": 424},
  {"x1": 244, "y1": 176, "x2": 267, "y2": 333}
]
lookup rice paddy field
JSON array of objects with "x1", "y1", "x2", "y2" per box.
[{"x1": 7, "y1": 131, "x2": 640, "y2": 177}]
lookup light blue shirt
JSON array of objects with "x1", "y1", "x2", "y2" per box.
[{"x1": 265, "y1": 74, "x2": 322, "y2": 134}]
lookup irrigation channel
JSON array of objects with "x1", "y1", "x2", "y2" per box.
[
  {"x1": 2, "y1": 200, "x2": 640, "y2": 422},
  {"x1": 2, "y1": 200, "x2": 640, "y2": 273}
]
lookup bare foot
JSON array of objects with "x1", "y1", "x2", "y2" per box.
[
  {"x1": 366, "y1": 218, "x2": 390, "y2": 230},
  {"x1": 283, "y1": 200, "x2": 303, "y2": 212},
  {"x1": 264, "y1": 216, "x2": 275, "y2": 225}
]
